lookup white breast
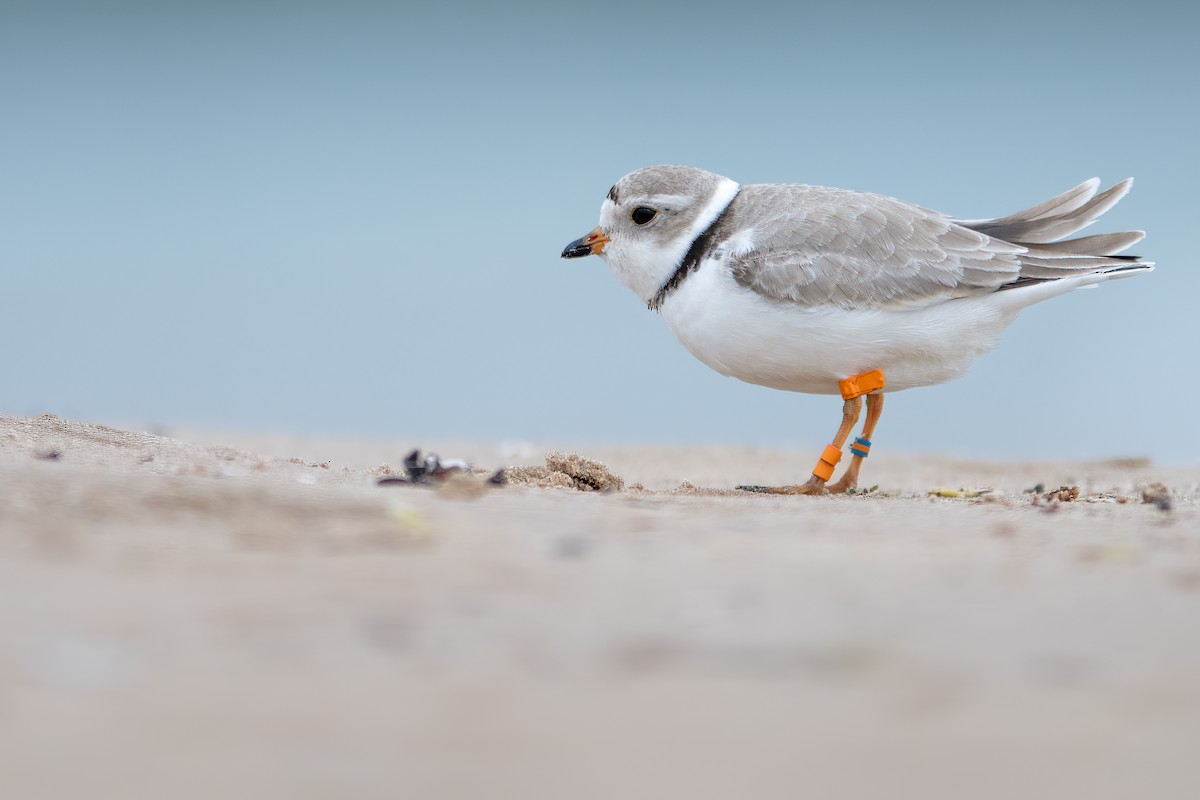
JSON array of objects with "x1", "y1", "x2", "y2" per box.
[{"x1": 659, "y1": 258, "x2": 1022, "y2": 395}]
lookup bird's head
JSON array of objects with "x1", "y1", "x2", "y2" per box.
[{"x1": 561, "y1": 165, "x2": 740, "y2": 304}]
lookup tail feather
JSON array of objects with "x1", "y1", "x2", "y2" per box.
[
  {"x1": 964, "y1": 177, "x2": 1101, "y2": 228},
  {"x1": 955, "y1": 177, "x2": 1152, "y2": 289},
  {"x1": 1013, "y1": 256, "x2": 1137, "y2": 279},
  {"x1": 965, "y1": 178, "x2": 1133, "y2": 244},
  {"x1": 1028, "y1": 230, "x2": 1144, "y2": 255},
  {"x1": 992, "y1": 261, "x2": 1154, "y2": 311}
]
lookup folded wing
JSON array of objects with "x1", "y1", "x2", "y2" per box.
[{"x1": 725, "y1": 180, "x2": 1147, "y2": 309}]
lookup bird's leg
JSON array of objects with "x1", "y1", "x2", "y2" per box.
[
  {"x1": 826, "y1": 392, "x2": 883, "y2": 494},
  {"x1": 739, "y1": 369, "x2": 886, "y2": 497},
  {"x1": 738, "y1": 396, "x2": 862, "y2": 495}
]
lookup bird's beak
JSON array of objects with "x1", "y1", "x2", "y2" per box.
[{"x1": 561, "y1": 227, "x2": 610, "y2": 259}]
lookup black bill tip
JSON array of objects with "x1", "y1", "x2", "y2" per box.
[{"x1": 561, "y1": 237, "x2": 593, "y2": 259}]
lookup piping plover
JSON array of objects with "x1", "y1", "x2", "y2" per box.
[{"x1": 561, "y1": 166, "x2": 1152, "y2": 494}]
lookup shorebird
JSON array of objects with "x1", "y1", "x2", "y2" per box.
[{"x1": 562, "y1": 166, "x2": 1151, "y2": 494}]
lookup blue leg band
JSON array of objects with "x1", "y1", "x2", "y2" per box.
[{"x1": 849, "y1": 436, "x2": 871, "y2": 458}]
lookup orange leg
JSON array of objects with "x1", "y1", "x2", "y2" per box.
[
  {"x1": 826, "y1": 392, "x2": 883, "y2": 494},
  {"x1": 738, "y1": 396, "x2": 862, "y2": 495}
]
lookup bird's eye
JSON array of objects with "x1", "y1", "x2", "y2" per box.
[{"x1": 630, "y1": 206, "x2": 658, "y2": 226}]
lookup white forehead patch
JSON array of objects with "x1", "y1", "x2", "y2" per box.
[{"x1": 641, "y1": 193, "x2": 695, "y2": 210}]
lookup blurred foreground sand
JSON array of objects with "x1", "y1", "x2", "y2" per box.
[{"x1": 1, "y1": 414, "x2": 1198, "y2": 799}]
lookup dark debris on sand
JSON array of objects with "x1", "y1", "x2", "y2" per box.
[
  {"x1": 376, "y1": 449, "x2": 624, "y2": 494},
  {"x1": 503, "y1": 452, "x2": 625, "y2": 493}
]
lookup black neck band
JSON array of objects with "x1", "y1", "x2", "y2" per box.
[{"x1": 648, "y1": 190, "x2": 739, "y2": 312}]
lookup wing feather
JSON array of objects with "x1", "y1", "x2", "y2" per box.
[
  {"x1": 720, "y1": 180, "x2": 1145, "y2": 310},
  {"x1": 723, "y1": 185, "x2": 1022, "y2": 309}
]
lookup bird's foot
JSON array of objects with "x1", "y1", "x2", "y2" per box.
[
  {"x1": 737, "y1": 476, "x2": 828, "y2": 496},
  {"x1": 824, "y1": 476, "x2": 857, "y2": 495}
]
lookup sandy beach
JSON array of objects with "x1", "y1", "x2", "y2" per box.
[{"x1": 2, "y1": 413, "x2": 1198, "y2": 799}]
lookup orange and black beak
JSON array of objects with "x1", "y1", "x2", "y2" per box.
[{"x1": 561, "y1": 227, "x2": 610, "y2": 259}]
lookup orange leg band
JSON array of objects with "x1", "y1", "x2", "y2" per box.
[
  {"x1": 812, "y1": 444, "x2": 843, "y2": 481},
  {"x1": 838, "y1": 369, "x2": 886, "y2": 401}
]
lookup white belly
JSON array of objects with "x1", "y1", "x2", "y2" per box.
[{"x1": 659, "y1": 264, "x2": 1019, "y2": 395}]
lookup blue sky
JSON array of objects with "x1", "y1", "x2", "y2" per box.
[{"x1": 3, "y1": 1, "x2": 1197, "y2": 462}]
